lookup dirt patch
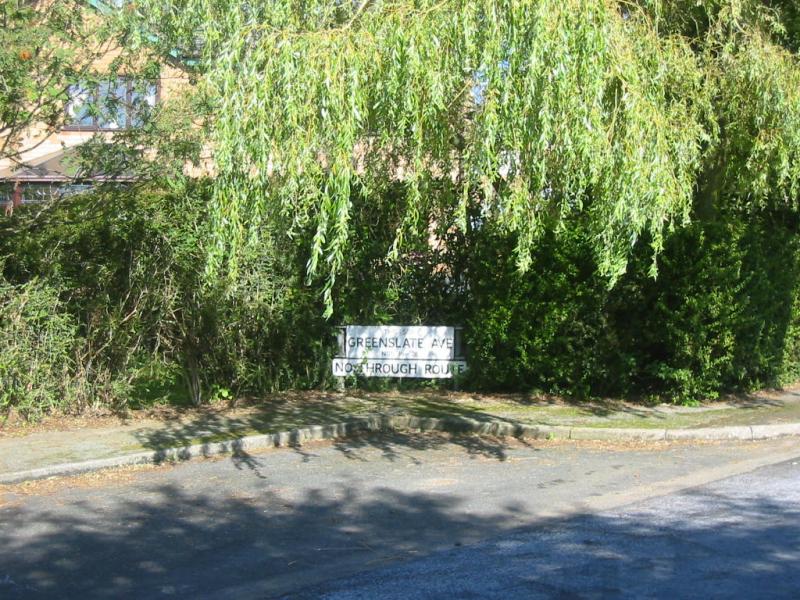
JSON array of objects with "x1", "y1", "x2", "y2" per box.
[
  {"x1": 0, "y1": 463, "x2": 171, "y2": 507},
  {"x1": 0, "y1": 410, "x2": 138, "y2": 438}
]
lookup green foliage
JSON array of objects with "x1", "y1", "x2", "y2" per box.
[
  {"x1": 465, "y1": 208, "x2": 800, "y2": 402},
  {"x1": 5, "y1": 1, "x2": 800, "y2": 418},
  {"x1": 464, "y1": 221, "x2": 623, "y2": 396},
  {"x1": 4, "y1": 182, "x2": 800, "y2": 414},
  {"x1": 0, "y1": 274, "x2": 83, "y2": 419},
  {"x1": 115, "y1": 0, "x2": 800, "y2": 315},
  {"x1": 1, "y1": 184, "x2": 337, "y2": 415},
  {"x1": 778, "y1": 292, "x2": 800, "y2": 386},
  {"x1": 611, "y1": 209, "x2": 800, "y2": 401},
  {"x1": 329, "y1": 184, "x2": 469, "y2": 325}
]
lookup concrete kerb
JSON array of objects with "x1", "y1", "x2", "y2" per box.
[
  {"x1": 750, "y1": 423, "x2": 800, "y2": 439},
  {"x1": 665, "y1": 426, "x2": 753, "y2": 441},
  {"x1": 570, "y1": 427, "x2": 667, "y2": 441},
  {"x1": 2, "y1": 416, "x2": 800, "y2": 485}
]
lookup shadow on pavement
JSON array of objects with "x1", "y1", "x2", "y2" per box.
[
  {"x1": 328, "y1": 431, "x2": 535, "y2": 463},
  {"x1": 130, "y1": 394, "x2": 536, "y2": 463},
  {"x1": 129, "y1": 389, "x2": 795, "y2": 457},
  {"x1": 726, "y1": 392, "x2": 786, "y2": 409},
  {"x1": 0, "y1": 463, "x2": 798, "y2": 599}
]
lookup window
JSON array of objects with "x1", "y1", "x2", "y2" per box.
[
  {"x1": 23, "y1": 183, "x2": 93, "y2": 204},
  {"x1": 1, "y1": 182, "x2": 93, "y2": 210},
  {"x1": 65, "y1": 79, "x2": 158, "y2": 130}
]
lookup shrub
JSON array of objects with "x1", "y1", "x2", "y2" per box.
[
  {"x1": 464, "y1": 221, "x2": 623, "y2": 396},
  {"x1": 1, "y1": 184, "x2": 338, "y2": 412},
  {"x1": 3, "y1": 181, "x2": 800, "y2": 415},
  {"x1": 611, "y1": 209, "x2": 800, "y2": 401},
  {"x1": 0, "y1": 275, "x2": 83, "y2": 419},
  {"x1": 464, "y1": 208, "x2": 800, "y2": 402}
]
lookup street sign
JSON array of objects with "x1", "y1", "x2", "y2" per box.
[{"x1": 332, "y1": 325, "x2": 466, "y2": 379}]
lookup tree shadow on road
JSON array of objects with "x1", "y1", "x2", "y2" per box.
[{"x1": 0, "y1": 459, "x2": 798, "y2": 599}]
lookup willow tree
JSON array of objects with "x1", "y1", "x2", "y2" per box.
[{"x1": 116, "y1": 0, "x2": 800, "y2": 315}]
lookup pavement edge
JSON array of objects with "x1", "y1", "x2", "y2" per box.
[{"x1": 2, "y1": 417, "x2": 800, "y2": 485}]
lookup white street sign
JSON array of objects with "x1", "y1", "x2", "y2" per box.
[
  {"x1": 334, "y1": 325, "x2": 466, "y2": 379},
  {"x1": 332, "y1": 358, "x2": 467, "y2": 379},
  {"x1": 345, "y1": 325, "x2": 455, "y2": 360}
]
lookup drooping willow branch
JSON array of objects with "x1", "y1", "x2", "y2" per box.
[{"x1": 115, "y1": 0, "x2": 800, "y2": 315}]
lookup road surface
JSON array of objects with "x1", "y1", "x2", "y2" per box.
[{"x1": 1, "y1": 433, "x2": 798, "y2": 598}]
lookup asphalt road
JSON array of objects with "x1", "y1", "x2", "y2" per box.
[
  {"x1": 299, "y1": 455, "x2": 800, "y2": 600},
  {"x1": 1, "y1": 434, "x2": 798, "y2": 599}
]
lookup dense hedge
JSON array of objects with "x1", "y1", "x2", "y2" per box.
[
  {"x1": 1, "y1": 186, "x2": 334, "y2": 417},
  {"x1": 464, "y1": 223, "x2": 618, "y2": 397},
  {"x1": 465, "y1": 209, "x2": 800, "y2": 401},
  {"x1": 2, "y1": 186, "x2": 800, "y2": 418}
]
